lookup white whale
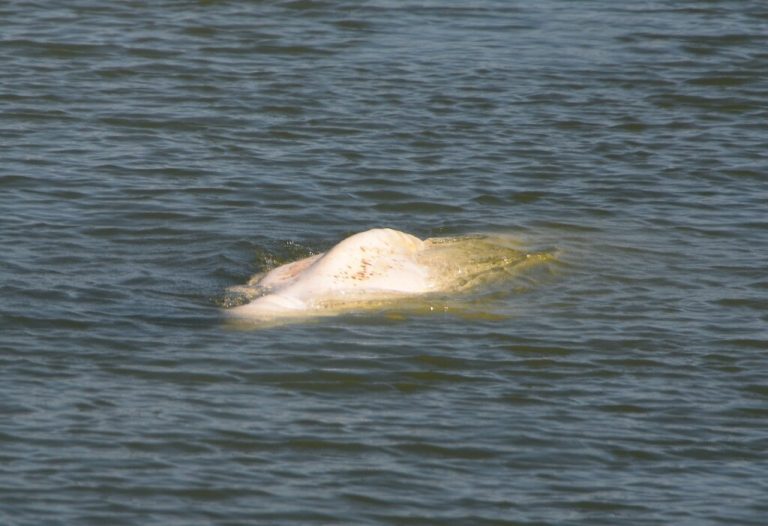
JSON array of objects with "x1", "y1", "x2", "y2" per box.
[{"x1": 226, "y1": 228, "x2": 551, "y2": 322}]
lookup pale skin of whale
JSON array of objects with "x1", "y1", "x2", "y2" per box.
[
  {"x1": 226, "y1": 227, "x2": 550, "y2": 321},
  {"x1": 228, "y1": 228, "x2": 436, "y2": 318}
]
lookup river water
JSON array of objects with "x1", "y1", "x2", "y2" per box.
[{"x1": 2, "y1": 1, "x2": 767, "y2": 524}]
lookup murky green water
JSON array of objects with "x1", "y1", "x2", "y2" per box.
[{"x1": 2, "y1": 1, "x2": 767, "y2": 524}]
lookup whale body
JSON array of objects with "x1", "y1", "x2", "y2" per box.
[{"x1": 226, "y1": 228, "x2": 550, "y2": 322}]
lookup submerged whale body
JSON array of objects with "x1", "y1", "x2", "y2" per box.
[{"x1": 227, "y1": 228, "x2": 549, "y2": 321}]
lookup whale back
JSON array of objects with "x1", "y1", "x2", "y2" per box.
[
  {"x1": 226, "y1": 228, "x2": 555, "y2": 321},
  {"x1": 229, "y1": 229, "x2": 433, "y2": 317},
  {"x1": 293, "y1": 228, "x2": 430, "y2": 297}
]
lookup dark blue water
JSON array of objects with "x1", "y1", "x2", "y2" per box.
[{"x1": 2, "y1": 1, "x2": 767, "y2": 524}]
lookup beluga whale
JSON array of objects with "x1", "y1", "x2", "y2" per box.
[{"x1": 225, "y1": 228, "x2": 553, "y2": 324}]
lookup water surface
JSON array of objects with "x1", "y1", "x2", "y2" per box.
[{"x1": 1, "y1": 1, "x2": 767, "y2": 524}]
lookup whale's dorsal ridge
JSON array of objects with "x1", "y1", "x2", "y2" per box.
[
  {"x1": 308, "y1": 228, "x2": 425, "y2": 277},
  {"x1": 283, "y1": 228, "x2": 432, "y2": 298}
]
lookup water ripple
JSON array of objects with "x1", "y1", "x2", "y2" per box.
[{"x1": 2, "y1": 1, "x2": 768, "y2": 525}]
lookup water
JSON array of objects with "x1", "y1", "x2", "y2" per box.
[{"x1": 1, "y1": 1, "x2": 767, "y2": 524}]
